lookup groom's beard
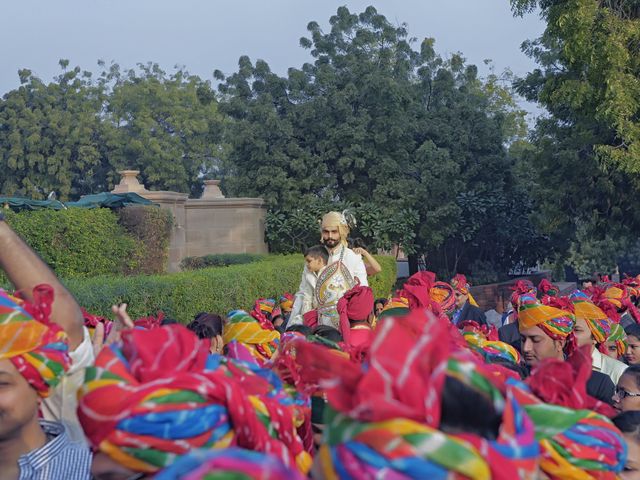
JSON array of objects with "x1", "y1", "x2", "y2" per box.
[{"x1": 322, "y1": 238, "x2": 339, "y2": 249}]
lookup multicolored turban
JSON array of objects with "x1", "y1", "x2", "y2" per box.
[
  {"x1": 451, "y1": 273, "x2": 479, "y2": 307},
  {"x1": 517, "y1": 293, "x2": 575, "y2": 340},
  {"x1": 607, "y1": 323, "x2": 627, "y2": 358},
  {"x1": 254, "y1": 298, "x2": 276, "y2": 318},
  {"x1": 538, "y1": 278, "x2": 560, "y2": 299},
  {"x1": 223, "y1": 310, "x2": 280, "y2": 364},
  {"x1": 377, "y1": 297, "x2": 409, "y2": 319},
  {"x1": 509, "y1": 380, "x2": 626, "y2": 479},
  {"x1": 292, "y1": 310, "x2": 539, "y2": 479},
  {"x1": 570, "y1": 290, "x2": 612, "y2": 343},
  {"x1": 155, "y1": 448, "x2": 306, "y2": 480},
  {"x1": 279, "y1": 293, "x2": 294, "y2": 313},
  {"x1": 463, "y1": 330, "x2": 521, "y2": 365},
  {"x1": 429, "y1": 281, "x2": 456, "y2": 315},
  {"x1": 78, "y1": 325, "x2": 310, "y2": 474},
  {"x1": 603, "y1": 283, "x2": 640, "y2": 323},
  {"x1": 0, "y1": 286, "x2": 70, "y2": 397}
]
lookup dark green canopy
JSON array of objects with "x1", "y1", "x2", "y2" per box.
[{"x1": 0, "y1": 193, "x2": 155, "y2": 211}]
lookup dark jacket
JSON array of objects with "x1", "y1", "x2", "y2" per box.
[
  {"x1": 456, "y1": 301, "x2": 487, "y2": 326},
  {"x1": 498, "y1": 322, "x2": 522, "y2": 354},
  {"x1": 587, "y1": 371, "x2": 615, "y2": 405}
]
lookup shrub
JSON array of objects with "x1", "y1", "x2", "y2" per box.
[
  {"x1": 117, "y1": 206, "x2": 173, "y2": 274},
  {"x1": 2, "y1": 208, "x2": 143, "y2": 279},
  {"x1": 180, "y1": 253, "x2": 266, "y2": 270},
  {"x1": 66, "y1": 255, "x2": 397, "y2": 323}
]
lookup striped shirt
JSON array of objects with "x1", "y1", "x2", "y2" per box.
[{"x1": 18, "y1": 420, "x2": 91, "y2": 480}]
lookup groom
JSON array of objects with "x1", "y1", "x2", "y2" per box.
[{"x1": 289, "y1": 211, "x2": 368, "y2": 329}]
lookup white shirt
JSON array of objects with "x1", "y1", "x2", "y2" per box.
[
  {"x1": 41, "y1": 327, "x2": 95, "y2": 443},
  {"x1": 592, "y1": 348, "x2": 627, "y2": 385},
  {"x1": 289, "y1": 246, "x2": 368, "y2": 326}
]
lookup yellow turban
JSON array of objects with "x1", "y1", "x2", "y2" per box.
[{"x1": 320, "y1": 211, "x2": 350, "y2": 246}]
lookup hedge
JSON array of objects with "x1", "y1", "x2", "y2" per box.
[
  {"x1": 180, "y1": 253, "x2": 266, "y2": 270},
  {"x1": 0, "y1": 207, "x2": 172, "y2": 283},
  {"x1": 66, "y1": 255, "x2": 397, "y2": 323},
  {"x1": 2, "y1": 208, "x2": 144, "y2": 279}
]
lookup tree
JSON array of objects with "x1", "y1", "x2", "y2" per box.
[
  {"x1": 511, "y1": 0, "x2": 640, "y2": 274},
  {"x1": 219, "y1": 6, "x2": 544, "y2": 280},
  {"x1": 101, "y1": 62, "x2": 225, "y2": 196},
  {"x1": 0, "y1": 60, "x2": 108, "y2": 199}
]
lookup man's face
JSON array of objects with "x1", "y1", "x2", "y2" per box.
[
  {"x1": 0, "y1": 359, "x2": 40, "y2": 441},
  {"x1": 454, "y1": 292, "x2": 468, "y2": 309},
  {"x1": 321, "y1": 226, "x2": 341, "y2": 249},
  {"x1": 519, "y1": 325, "x2": 564, "y2": 367},
  {"x1": 573, "y1": 317, "x2": 595, "y2": 350},
  {"x1": 375, "y1": 302, "x2": 385, "y2": 317},
  {"x1": 305, "y1": 255, "x2": 325, "y2": 273},
  {"x1": 582, "y1": 281, "x2": 593, "y2": 289}
]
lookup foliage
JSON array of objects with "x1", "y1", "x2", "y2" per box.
[
  {"x1": 180, "y1": 253, "x2": 266, "y2": 270},
  {"x1": 510, "y1": 0, "x2": 640, "y2": 272},
  {"x1": 2, "y1": 208, "x2": 143, "y2": 279},
  {"x1": 67, "y1": 254, "x2": 397, "y2": 322},
  {"x1": 219, "y1": 6, "x2": 543, "y2": 279},
  {"x1": 0, "y1": 62, "x2": 108, "y2": 199},
  {"x1": 0, "y1": 61, "x2": 226, "y2": 200},
  {"x1": 116, "y1": 206, "x2": 173, "y2": 274}
]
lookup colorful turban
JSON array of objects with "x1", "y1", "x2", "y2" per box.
[
  {"x1": 509, "y1": 380, "x2": 626, "y2": 479},
  {"x1": 155, "y1": 448, "x2": 306, "y2": 480},
  {"x1": 570, "y1": 290, "x2": 612, "y2": 343},
  {"x1": 254, "y1": 298, "x2": 276, "y2": 318},
  {"x1": 377, "y1": 296, "x2": 409, "y2": 319},
  {"x1": 223, "y1": 310, "x2": 280, "y2": 364},
  {"x1": 399, "y1": 271, "x2": 437, "y2": 310},
  {"x1": 0, "y1": 286, "x2": 70, "y2": 397},
  {"x1": 280, "y1": 293, "x2": 294, "y2": 313},
  {"x1": 607, "y1": 323, "x2": 627, "y2": 357},
  {"x1": 463, "y1": 330, "x2": 521, "y2": 365},
  {"x1": 292, "y1": 309, "x2": 539, "y2": 479},
  {"x1": 429, "y1": 281, "x2": 456, "y2": 315},
  {"x1": 517, "y1": 293, "x2": 575, "y2": 340},
  {"x1": 603, "y1": 283, "x2": 640, "y2": 323},
  {"x1": 538, "y1": 278, "x2": 559, "y2": 298},
  {"x1": 78, "y1": 325, "x2": 310, "y2": 474},
  {"x1": 451, "y1": 273, "x2": 479, "y2": 307}
]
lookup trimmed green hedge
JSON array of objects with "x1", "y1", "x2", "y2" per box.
[
  {"x1": 3, "y1": 208, "x2": 144, "y2": 279},
  {"x1": 66, "y1": 255, "x2": 397, "y2": 323},
  {"x1": 180, "y1": 253, "x2": 266, "y2": 270}
]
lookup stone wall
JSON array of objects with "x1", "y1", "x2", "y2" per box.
[{"x1": 112, "y1": 172, "x2": 267, "y2": 271}]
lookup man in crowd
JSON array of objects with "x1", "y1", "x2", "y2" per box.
[
  {"x1": 0, "y1": 213, "x2": 94, "y2": 442},
  {"x1": 450, "y1": 274, "x2": 486, "y2": 326}
]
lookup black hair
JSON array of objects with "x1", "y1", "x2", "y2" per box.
[
  {"x1": 311, "y1": 325, "x2": 343, "y2": 343},
  {"x1": 186, "y1": 313, "x2": 223, "y2": 340},
  {"x1": 625, "y1": 324, "x2": 640, "y2": 340},
  {"x1": 621, "y1": 365, "x2": 640, "y2": 388},
  {"x1": 160, "y1": 317, "x2": 178, "y2": 325},
  {"x1": 304, "y1": 245, "x2": 329, "y2": 265},
  {"x1": 613, "y1": 411, "x2": 640, "y2": 442},
  {"x1": 286, "y1": 324, "x2": 312, "y2": 336},
  {"x1": 485, "y1": 357, "x2": 528, "y2": 380},
  {"x1": 440, "y1": 376, "x2": 502, "y2": 440},
  {"x1": 375, "y1": 298, "x2": 388, "y2": 307}
]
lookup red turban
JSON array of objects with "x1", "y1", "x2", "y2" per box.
[{"x1": 337, "y1": 285, "x2": 374, "y2": 343}]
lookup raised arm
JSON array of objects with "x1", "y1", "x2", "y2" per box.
[
  {"x1": 0, "y1": 217, "x2": 84, "y2": 348},
  {"x1": 353, "y1": 247, "x2": 382, "y2": 276}
]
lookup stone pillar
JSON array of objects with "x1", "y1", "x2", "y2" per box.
[
  {"x1": 112, "y1": 170, "x2": 147, "y2": 194},
  {"x1": 201, "y1": 180, "x2": 225, "y2": 199}
]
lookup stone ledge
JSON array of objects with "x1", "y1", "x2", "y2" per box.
[{"x1": 185, "y1": 198, "x2": 265, "y2": 209}]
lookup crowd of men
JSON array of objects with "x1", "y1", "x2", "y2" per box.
[{"x1": 3, "y1": 209, "x2": 640, "y2": 479}]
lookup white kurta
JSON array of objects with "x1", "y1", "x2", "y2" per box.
[{"x1": 289, "y1": 246, "x2": 368, "y2": 327}]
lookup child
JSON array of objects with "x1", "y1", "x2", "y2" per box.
[{"x1": 289, "y1": 246, "x2": 329, "y2": 325}]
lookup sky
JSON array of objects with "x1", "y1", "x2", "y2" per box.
[{"x1": 1, "y1": 0, "x2": 545, "y2": 113}]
